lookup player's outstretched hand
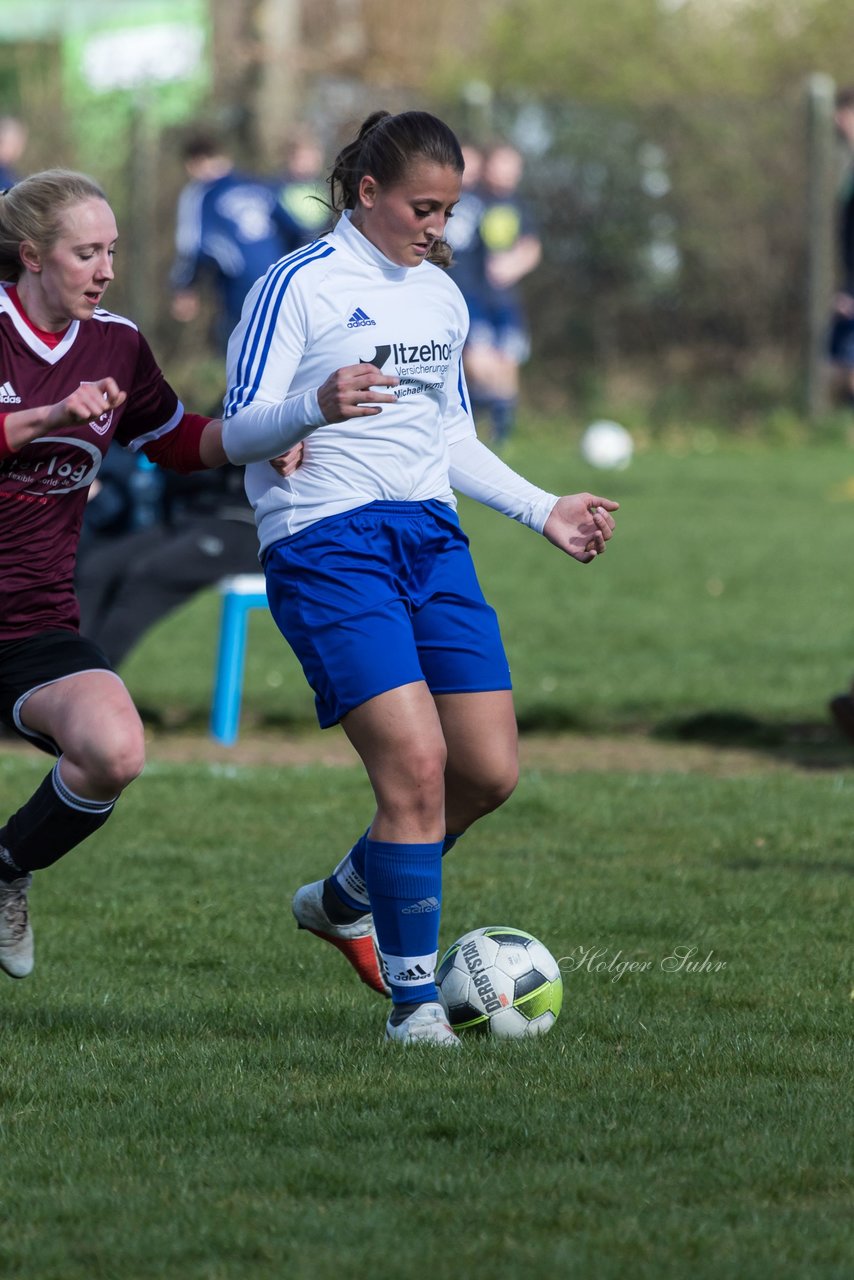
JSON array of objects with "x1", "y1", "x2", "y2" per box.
[
  {"x1": 269, "y1": 442, "x2": 304, "y2": 477},
  {"x1": 46, "y1": 378, "x2": 127, "y2": 431},
  {"x1": 317, "y1": 363, "x2": 399, "y2": 424},
  {"x1": 543, "y1": 493, "x2": 619, "y2": 563}
]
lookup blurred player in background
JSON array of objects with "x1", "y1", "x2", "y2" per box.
[
  {"x1": 0, "y1": 115, "x2": 28, "y2": 190},
  {"x1": 827, "y1": 86, "x2": 854, "y2": 406},
  {"x1": 461, "y1": 141, "x2": 542, "y2": 445},
  {"x1": 0, "y1": 168, "x2": 293, "y2": 981},
  {"x1": 170, "y1": 129, "x2": 300, "y2": 352},
  {"x1": 444, "y1": 140, "x2": 486, "y2": 318},
  {"x1": 222, "y1": 109, "x2": 617, "y2": 1047},
  {"x1": 827, "y1": 87, "x2": 854, "y2": 741},
  {"x1": 274, "y1": 127, "x2": 330, "y2": 250}
]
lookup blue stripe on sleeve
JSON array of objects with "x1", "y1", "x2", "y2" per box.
[
  {"x1": 235, "y1": 238, "x2": 326, "y2": 393},
  {"x1": 225, "y1": 241, "x2": 335, "y2": 417},
  {"x1": 457, "y1": 364, "x2": 469, "y2": 414}
]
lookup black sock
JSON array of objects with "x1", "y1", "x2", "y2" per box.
[
  {"x1": 0, "y1": 762, "x2": 116, "y2": 877},
  {"x1": 321, "y1": 877, "x2": 370, "y2": 924},
  {"x1": 0, "y1": 843, "x2": 24, "y2": 881}
]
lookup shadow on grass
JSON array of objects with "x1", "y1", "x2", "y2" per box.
[
  {"x1": 515, "y1": 704, "x2": 593, "y2": 734},
  {"x1": 515, "y1": 702, "x2": 854, "y2": 770},
  {"x1": 726, "y1": 855, "x2": 854, "y2": 876},
  {"x1": 129, "y1": 700, "x2": 854, "y2": 772},
  {"x1": 134, "y1": 704, "x2": 315, "y2": 733},
  {"x1": 652, "y1": 709, "x2": 854, "y2": 770}
]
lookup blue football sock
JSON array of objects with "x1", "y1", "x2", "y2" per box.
[
  {"x1": 328, "y1": 829, "x2": 371, "y2": 911},
  {"x1": 332, "y1": 828, "x2": 459, "y2": 901},
  {"x1": 365, "y1": 838, "x2": 444, "y2": 1006}
]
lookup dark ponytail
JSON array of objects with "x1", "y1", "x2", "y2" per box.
[{"x1": 329, "y1": 110, "x2": 463, "y2": 267}]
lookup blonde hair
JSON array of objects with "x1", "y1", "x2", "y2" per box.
[{"x1": 0, "y1": 168, "x2": 108, "y2": 281}]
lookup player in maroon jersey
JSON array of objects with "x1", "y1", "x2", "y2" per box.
[{"x1": 0, "y1": 168, "x2": 294, "y2": 979}]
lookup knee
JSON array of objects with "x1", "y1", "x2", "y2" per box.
[
  {"x1": 406, "y1": 745, "x2": 448, "y2": 809},
  {"x1": 484, "y1": 761, "x2": 520, "y2": 813},
  {"x1": 498, "y1": 758, "x2": 520, "y2": 806},
  {"x1": 77, "y1": 723, "x2": 146, "y2": 795},
  {"x1": 380, "y1": 742, "x2": 448, "y2": 820},
  {"x1": 463, "y1": 758, "x2": 519, "y2": 820}
]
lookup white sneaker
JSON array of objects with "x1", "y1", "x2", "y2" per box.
[
  {"x1": 292, "y1": 879, "x2": 390, "y2": 996},
  {"x1": 385, "y1": 1001, "x2": 461, "y2": 1047},
  {"x1": 0, "y1": 873, "x2": 34, "y2": 979}
]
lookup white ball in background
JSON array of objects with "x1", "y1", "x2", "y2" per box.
[{"x1": 579, "y1": 420, "x2": 634, "y2": 470}]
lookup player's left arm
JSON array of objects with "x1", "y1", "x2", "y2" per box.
[
  {"x1": 540, "y1": 493, "x2": 618, "y2": 560},
  {"x1": 448, "y1": 429, "x2": 616, "y2": 562},
  {"x1": 442, "y1": 344, "x2": 617, "y2": 562}
]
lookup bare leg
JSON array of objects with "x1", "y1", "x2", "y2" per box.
[
  {"x1": 341, "y1": 680, "x2": 448, "y2": 842},
  {"x1": 339, "y1": 682, "x2": 451, "y2": 1014},
  {"x1": 21, "y1": 671, "x2": 145, "y2": 799},
  {"x1": 434, "y1": 689, "x2": 519, "y2": 835},
  {"x1": 302, "y1": 687, "x2": 518, "y2": 1030},
  {"x1": 0, "y1": 671, "x2": 146, "y2": 975}
]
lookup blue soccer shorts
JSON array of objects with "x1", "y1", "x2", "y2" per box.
[
  {"x1": 466, "y1": 295, "x2": 531, "y2": 364},
  {"x1": 263, "y1": 500, "x2": 512, "y2": 728}
]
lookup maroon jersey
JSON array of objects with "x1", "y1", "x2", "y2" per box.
[{"x1": 0, "y1": 283, "x2": 186, "y2": 639}]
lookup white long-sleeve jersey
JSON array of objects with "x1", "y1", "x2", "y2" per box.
[{"x1": 222, "y1": 211, "x2": 557, "y2": 554}]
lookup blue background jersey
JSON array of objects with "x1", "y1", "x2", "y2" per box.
[{"x1": 171, "y1": 170, "x2": 298, "y2": 338}]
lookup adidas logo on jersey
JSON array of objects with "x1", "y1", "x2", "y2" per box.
[
  {"x1": 346, "y1": 306, "x2": 376, "y2": 328},
  {"x1": 0, "y1": 381, "x2": 21, "y2": 404}
]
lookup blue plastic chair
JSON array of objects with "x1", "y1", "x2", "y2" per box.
[{"x1": 210, "y1": 574, "x2": 268, "y2": 745}]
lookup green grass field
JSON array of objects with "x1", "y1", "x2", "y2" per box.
[
  {"x1": 120, "y1": 436, "x2": 854, "y2": 746},
  {"x1": 1, "y1": 437, "x2": 852, "y2": 1278}
]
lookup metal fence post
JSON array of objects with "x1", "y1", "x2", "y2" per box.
[{"x1": 805, "y1": 72, "x2": 837, "y2": 421}]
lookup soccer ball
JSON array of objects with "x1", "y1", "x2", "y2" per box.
[
  {"x1": 436, "y1": 926, "x2": 563, "y2": 1039},
  {"x1": 580, "y1": 420, "x2": 634, "y2": 470}
]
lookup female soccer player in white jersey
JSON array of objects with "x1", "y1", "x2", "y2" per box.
[
  {"x1": 0, "y1": 168, "x2": 297, "y2": 981},
  {"x1": 222, "y1": 111, "x2": 618, "y2": 1046}
]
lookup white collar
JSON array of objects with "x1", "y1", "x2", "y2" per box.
[
  {"x1": 333, "y1": 209, "x2": 414, "y2": 281},
  {"x1": 0, "y1": 282, "x2": 80, "y2": 365}
]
